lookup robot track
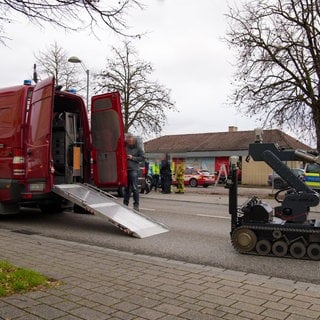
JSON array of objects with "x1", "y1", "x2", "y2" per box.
[{"x1": 231, "y1": 224, "x2": 320, "y2": 260}]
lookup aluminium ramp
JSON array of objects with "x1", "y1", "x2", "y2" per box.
[{"x1": 52, "y1": 183, "x2": 169, "y2": 238}]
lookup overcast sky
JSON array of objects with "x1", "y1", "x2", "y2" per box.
[{"x1": 0, "y1": 0, "x2": 260, "y2": 138}]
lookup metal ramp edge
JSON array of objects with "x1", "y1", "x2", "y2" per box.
[{"x1": 52, "y1": 183, "x2": 169, "y2": 238}]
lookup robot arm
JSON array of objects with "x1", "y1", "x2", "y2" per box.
[
  {"x1": 247, "y1": 136, "x2": 319, "y2": 222},
  {"x1": 249, "y1": 142, "x2": 316, "y2": 193}
]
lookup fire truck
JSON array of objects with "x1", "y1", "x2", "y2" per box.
[{"x1": 0, "y1": 77, "x2": 167, "y2": 238}]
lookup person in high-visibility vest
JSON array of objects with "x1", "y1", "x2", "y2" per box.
[
  {"x1": 170, "y1": 160, "x2": 175, "y2": 193},
  {"x1": 150, "y1": 160, "x2": 160, "y2": 192}
]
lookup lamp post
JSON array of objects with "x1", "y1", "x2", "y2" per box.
[{"x1": 68, "y1": 56, "x2": 90, "y2": 111}]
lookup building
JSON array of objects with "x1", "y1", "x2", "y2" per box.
[{"x1": 144, "y1": 127, "x2": 312, "y2": 185}]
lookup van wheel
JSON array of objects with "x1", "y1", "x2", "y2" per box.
[{"x1": 117, "y1": 187, "x2": 125, "y2": 197}]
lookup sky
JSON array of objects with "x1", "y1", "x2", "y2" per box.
[{"x1": 0, "y1": 0, "x2": 261, "y2": 139}]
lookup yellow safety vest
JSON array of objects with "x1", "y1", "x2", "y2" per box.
[{"x1": 152, "y1": 163, "x2": 160, "y2": 175}]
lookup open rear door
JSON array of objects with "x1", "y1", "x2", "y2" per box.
[
  {"x1": 25, "y1": 77, "x2": 55, "y2": 191},
  {"x1": 91, "y1": 91, "x2": 127, "y2": 188}
]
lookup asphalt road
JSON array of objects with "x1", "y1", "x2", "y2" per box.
[{"x1": 0, "y1": 187, "x2": 320, "y2": 284}]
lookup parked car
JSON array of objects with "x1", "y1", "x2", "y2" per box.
[
  {"x1": 183, "y1": 168, "x2": 215, "y2": 188},
  {"x1": 267, "y1": 168, "x2": 305, "y2": 189}
]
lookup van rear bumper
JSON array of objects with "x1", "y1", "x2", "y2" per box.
[
  {"x1": 0, "y1": 179, "x2": 63, "y2": 213},
  {"x1": 0, "y1": 202, "x2": 20, "y2": 215}
]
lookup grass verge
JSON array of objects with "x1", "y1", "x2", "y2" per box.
[{"x1": 0, "y1": 260, "x2": 60, "y2": 297}]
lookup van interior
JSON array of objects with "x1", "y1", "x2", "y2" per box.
[{"x1": 52, "y1": 95, "x2": 86, "y2": 185}]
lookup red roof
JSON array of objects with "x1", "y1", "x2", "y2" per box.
[{"x1": 145, "y1": 129, "x2": 310, "y2": 153}]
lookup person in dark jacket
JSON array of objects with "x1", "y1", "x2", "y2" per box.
[
  {"x1": 160, "y1": 154, "x2": 172, "y2": 194},
  {"x1": 123, "y1": 133, "x2": 145, "y2": 211}
]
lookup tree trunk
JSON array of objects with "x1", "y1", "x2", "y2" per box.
[{"x1": 313, "y1": 102, "x2": 320, "y2": 151}]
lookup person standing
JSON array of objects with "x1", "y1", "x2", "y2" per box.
[
  {"x1": 123, "y1": 133, "x2": 145, "y2": 211},
  {"x1": 150, "y1": 160, "x2": 160, "y2": 191},
  {"x1": 160, "y1": 154, "x2": 172, "y2": 194},
  {"x1": 175, "y1": 162, "x2": 185, "y2": 194}
]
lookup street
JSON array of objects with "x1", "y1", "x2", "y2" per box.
[{"x1": 1, "y1": 186, "x2": 320, "y2": 284}]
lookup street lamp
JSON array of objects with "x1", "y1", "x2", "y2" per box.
[{"x1": 68, "y1": 56, "x2": 90, "y2": 111}]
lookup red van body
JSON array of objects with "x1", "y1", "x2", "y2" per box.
[{"x1": 0, "y1": 77, "x2": 127, "y2": 214}]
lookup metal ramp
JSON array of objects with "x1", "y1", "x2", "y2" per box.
[{"x1": 52, "y1": 183, "x2": 169, "y2": 238}]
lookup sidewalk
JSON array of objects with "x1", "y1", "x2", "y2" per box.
[{"x1": 1, "y1": 228, "x2": 320, "y2": 320}]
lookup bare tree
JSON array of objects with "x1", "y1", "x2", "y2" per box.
[
  {"x1": 225, "y1": 0, "x2": 320, "y2": 149},
  {"x1": 34, "y1": 42, "x2": 81, "y2": 90},
  {"x1": 94, "y1": 41, "x2": 176, "y2": 136},
  {"x1": 0, "y1": 0, "x2": 143, "y2": 45}
]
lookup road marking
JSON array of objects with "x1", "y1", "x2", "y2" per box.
[
  {"x1": 196, "y1": 214, "x2": 230, "y2": 220},
  {"x1": 140, "y1": 208, "x2": 156, "y2": 212}
]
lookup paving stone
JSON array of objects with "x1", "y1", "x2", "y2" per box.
[
  {"x1": 25, "y1": 304, "x2": 67, "y2": 319},
  {"x1": 113, "y1": 301, "x2": 140, "y2": 312},
  {"x1": 245, "y1": 289, "x2": 282, "y2": 302},
  {"x1": 0, "y1": 305, "x2": 29, "y2": 319},
  {"x1": 238, "y1": 310, "x2": 266, "y2": 320},
  {"x1": 52, "y1": 300, "x2": 79, "y2": 311},
  {"x1": 130, "y1": 306, "x2": 165, "y2": 319},
  {"x1": 262, "y1": 300, "x2": 290, "y2": 311},
  {"x1": 261, "y1": 308, "x2": 290, "y2": 320},
  {"x1": 198, "y1": 293, "x2": 236, "y2": 307},
  {"x1": 69, "y1": 306, "x2": 111, "y2": 319},
  {"x1": 216, "y1": 279, "x2": 245, "y2": 288},
  {"x1": 231, "y1": 301, "x2": 266, "y2": 315},
  {"x1": 280, "y1": 297, "x2": 312, "y2": 308},
  {"x1": 285, "y1": 305, "x2": 320, "y2": 319},
  {"x1": 181, "y1": 309, "x2": 222, "y2": 320},
  {"x1": 154, "y1": 302, "x2": 187, "y2": 316},
  {"x1": 229, "y1": 292, "x2": 266, "y2": 306}
]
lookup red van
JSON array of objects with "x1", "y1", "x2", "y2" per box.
[{"x1": 0, "y1": 77, "x2": 127, "y2": 214}]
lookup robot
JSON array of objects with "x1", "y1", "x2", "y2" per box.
[{"x1": 227, "y1": 130, "x2": 320, "y2": 260}]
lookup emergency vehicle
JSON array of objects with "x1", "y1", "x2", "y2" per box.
[
  {"x1": 305, "y1": 163, "x2": 320, "y2": 191},
  {"x1": 0, "y1": 77, "x2": 167, "y2": 238}
]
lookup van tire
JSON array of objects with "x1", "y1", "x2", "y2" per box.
[{"x1": 117, "y1": 187, "x2": 125, "y2": 197}]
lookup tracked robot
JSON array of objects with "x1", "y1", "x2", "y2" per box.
[{"x1": 227, "y1": 130, "x2": 320, "y2": 260}]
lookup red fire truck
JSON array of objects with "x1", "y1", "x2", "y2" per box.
[{"x1": 0, "y1": 77, "x2": 167, "y2": 238}]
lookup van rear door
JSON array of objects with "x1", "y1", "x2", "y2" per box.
[
  {"x1": 25, "y1": 77, "x2": 55, "y2": 193},
  {"x1": 0, "y1": 84, "x2": 30, "y2": 201},
  {"x1": 91, "y1": 91, "x2": 127, "y2": 188}
]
